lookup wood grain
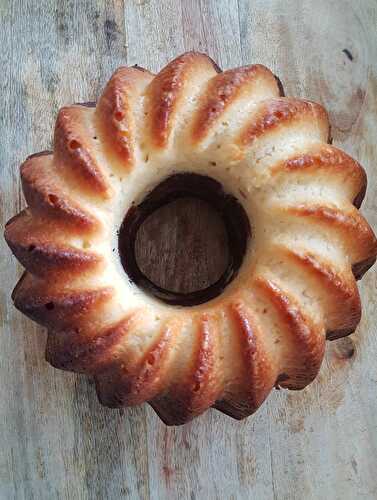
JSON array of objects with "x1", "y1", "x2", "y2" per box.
[
  {"x1": 1, "y1": 1, "x2": 377, "y2": 499},
  {"x1": 135, "y1": 198, "x2": 229, "y2": 293}
]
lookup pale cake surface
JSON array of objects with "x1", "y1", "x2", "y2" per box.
[{"x1": 5, "y1": 52, "x2": 377, "y2": 425}]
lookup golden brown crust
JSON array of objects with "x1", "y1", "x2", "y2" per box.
[
  {"x1": 352, "y1": 255, "x2": 377, "y2": 281},
  {"x1": 54, "y1": 106, "x2": 112, "y2": 198},
  {"x1": 151, "y1": 314, "x2": 221, "y2": 425},
  {"x1": 271, "y1": 143, "x2": 367, "y2": 207},
  {"x1": 145, "y1": 52, "x2": 217, "y2": 148},
  {"x1": 5, "y1": 207, "x2": 101, "y2": 279},
  {"x1": 96, "y1": 319, "x2": 176, "y2": 408},
  {"x1": 12, "y1": 272, "x2": 113, "y2": 329},
  {"x1": 94, "y1": 315, "x2": 189, "y2": 411},
  {"x1": 4, "y1": 229, "x2": 101, "y2": 280},
  {"x1": 21, "y1": 154, "x2": 101, "y2": 233},
  {"x1": 215, "y1": 301, "x2": 277, "y2": 419},
  {"x1": 238, "y1": 98, "x2": 329, "y2": 145},
  {"x1": 46, "y1": 315, "x2": 134, "y2": 375},
  {"x1": 278, "y1": 247, "x2": 361, "y2": 338},
  {"x1": 255, "y1": 277, "x2": 325, "y2": 389},
  {"x1": 96, "y1": 66, "x2": 153, "y2": 168},
  {"x1": 285, "y1": 204, "x2": 377, "y2": 266},
  {"x1": 191, "y1": 64, "x2": 279, "y2": 143}
]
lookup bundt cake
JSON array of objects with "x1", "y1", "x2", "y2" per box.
[{"x1": 4, "y1": 52, "x2": 377, "y2": 425}]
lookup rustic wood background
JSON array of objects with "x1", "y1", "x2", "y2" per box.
[{"x1": 1, "y1": 1, "x2": 377, "y2": 498}]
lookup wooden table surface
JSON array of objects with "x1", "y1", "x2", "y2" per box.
[{"x1": 1, "y1": 1, "x2": 377, "y2": 499}]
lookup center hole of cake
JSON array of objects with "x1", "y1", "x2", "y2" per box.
[
  {"x1": 135, "y1": 197, "x2": 229, "y2": 294},
  {"x1": 118, "y1": 173, "x2": 250, "y2": 306}
]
